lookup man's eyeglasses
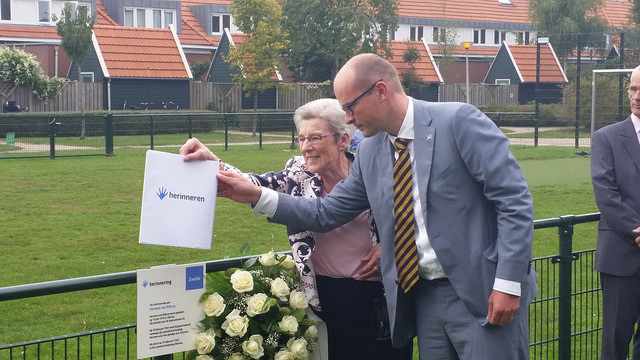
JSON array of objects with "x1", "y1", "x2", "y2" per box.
[
  {"x1": 295, "y1": 132, "x2": 335, "y2": 145},
  {"x1": 342, "y1": 79, "x2": 383, "y2": 115}
]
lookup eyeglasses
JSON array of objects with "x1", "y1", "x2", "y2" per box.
[
  {"x1": 341, "y1": 79, "x2": 383, "y2": 115},
  {"x1": 295, "y1": 132, "x2": 335, "y2": 145}
]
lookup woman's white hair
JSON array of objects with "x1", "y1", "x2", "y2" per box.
[{"x1": 293, "y1": 98, "x2": 355, "y2": 138}]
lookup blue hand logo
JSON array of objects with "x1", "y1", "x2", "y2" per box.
[
  {"x1": 157, "y1": 187, "x2": 168, "y2": 200},
  {"x1": 142, "y1": 280, "x2": 148, "y2": 287}
]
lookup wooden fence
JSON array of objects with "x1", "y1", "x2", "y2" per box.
[{"x1": 2, "y1": 81, "x2": 518, "y2": 113}]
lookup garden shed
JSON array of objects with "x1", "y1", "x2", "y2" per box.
[
  {"x1": 484, "y1": 42, "x2": 567, "y2": 104},
  {"x1": 69, "y1": 24, "x2": 192, "y2": 110}
]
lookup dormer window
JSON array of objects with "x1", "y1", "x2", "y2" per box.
[
  {"x1": 212, "y1": 13, "x2": 231, "y2": 35},
  {"x1": 125, "y1": 7, "x2": 175, "y2": 28},
  {"x1": 498, "y1": 0, "x2": 513, "y2": 5}
]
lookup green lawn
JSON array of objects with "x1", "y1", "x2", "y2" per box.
[{"x1": 0, "y1": 143, "x2": 598, "y2": 352}]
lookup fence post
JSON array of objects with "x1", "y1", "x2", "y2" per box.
[
  {"x1": 224, "y1": 113, "x2": 229, "y2": 151},
  {"x1": 105, "y1": 113, "x2": 113, "y2": 156},
  {"x1": 48, "y1": 115, "x2": 57, "y2": 160},
  {"x1": 553, "y1": 215, "x2": 577, "y2": 360},
  {"x1": 258, "y1": 113, "x2": 263, "y2": 150},
  {"x1": 149, "y1": 115, "x2": 155, "y2": 150},
  {"x1": 188, "y1": 113, "x2": 193, "y2": 139}
]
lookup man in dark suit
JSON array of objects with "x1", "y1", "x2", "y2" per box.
[
  {"x1": 591, "y1": 64, "x2": 640, "y2": 360},
  {"x1": 213, "y1": 53, "x2": 537, "y2": 359}
]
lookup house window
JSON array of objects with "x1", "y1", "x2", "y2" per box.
[
  {"x1": 410, "y1": 26, "x2": 424, "y2": 41},
  {"x1": 38, "y1": 0, "x2": 51, "y2": 22},
  {"x1": 474, "y1": 29, "x2": 486, "y2": 44},
  {"x1": 64, "y1": 2, "x2": 91, "y2": 20},
  {"x1": 519, "y1": 31, "x2": 530, "y2": 45},
  {"x1": 164, "y1": 10, "x2": 174, "y2": 27},
  {"x1": 212, "y1": 13, "x2": 231, "y2": 35},
  {"x1": 80, "y1": 72, "x2": 94, "y2": 82},
  {"x1": 0, "y1": 0, "x2": 10, "y2": 20},
  {"x1": 494, "y1": 30, "x2": 506, "y2": 44},
  {"x1": 495, "y1": 79, "x2": 511, "y2": 85},
  {"x1": 433, "y1": 27, "x2": 447, "y2": 42},
  {"x1": 136, "y1": 8, "x2": 145, "y2": 27}
]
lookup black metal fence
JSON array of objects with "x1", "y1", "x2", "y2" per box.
[
  {"x1": 0, "y1": 213, "x2": 604, "y2": 359},
  {"x1": 0, "y1": 111, "x2": 298, "y2": 160}
]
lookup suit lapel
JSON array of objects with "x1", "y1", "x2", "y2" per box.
[
  {"x1": 620, "y1": 118, "x2": 640, "y2": 172},
  {"x1": 412, "y1": 100, "x2": 435, "y2": 214}
]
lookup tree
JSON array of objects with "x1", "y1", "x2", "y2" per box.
[
  {"x1": 280, "y1": 0, "x2": 398, "y2": 82},
  {"x1": 227, "y1": 0, "x2": 290, "y2": 136},
  {"x1": 529, "y1": 0, "x2": 608, "y2": 63},
  {"x1": 433, "y1": 24, "x2": 459, "y2": 84},
  {"x1": 0, "y1": 46, "x2": 65, "y2": 108},
  {"x1": 400, "y1": 44, "x2": 428, "y2": 98},
  {"x1": 631, "y1": 0, "x2": 640, "y2": 26},
  {"x1": 54, "y1": 3, "x2": 96, "y2": 137}
]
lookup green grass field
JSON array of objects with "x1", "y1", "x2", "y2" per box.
[{"x1": 0, "y1": 143, "x2": 598, "y2": 354}]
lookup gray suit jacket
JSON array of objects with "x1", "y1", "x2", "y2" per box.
[
  {"x1": 591, "y1": 117, "x2": 640, "y2": 276},
  {"x1": 270, "y1": 99, "x2": 537, "y2": 347}
]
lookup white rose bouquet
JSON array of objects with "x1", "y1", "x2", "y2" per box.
[{"x1": 189, "y1": 252, "x2": 318, "y2": 360}]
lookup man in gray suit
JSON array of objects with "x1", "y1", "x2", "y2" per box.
[
  {"x1": 212, "y1": 53, "x2": 537, "y2": 359},
  {"x1": 591, "y1": 64, "x2": 640, "y2": 360}
]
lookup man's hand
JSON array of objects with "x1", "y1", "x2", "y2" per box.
[
  {"x1": 180, "y1": 137, "x2": 218, "y2": 162},
  {"x1": 486, "y1": 290, "x2": 520, "y2": 326},
  {"x1": 634, "y1": 227, "x2": 640, "y2": 247},
  {"x1": 357, "y1": 243, "x2": 382, "y2": 280},
  {"x1": 217, "y1": 171, "x2": 262, "y2": 204}
]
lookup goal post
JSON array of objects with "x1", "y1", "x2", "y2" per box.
[{"x1": 591, "y1": 69, "x2": 633, "y2": 136}]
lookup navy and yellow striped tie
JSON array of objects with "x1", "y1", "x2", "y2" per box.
[{"x1": 393, "y1": 138, "x2": 419, "y2": 293}]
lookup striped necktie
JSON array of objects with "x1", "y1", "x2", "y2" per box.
[{"x1": 393, "y1": 138, "x2": 419, "y2": 293}]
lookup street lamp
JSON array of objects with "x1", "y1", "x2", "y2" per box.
[{"x1": 461, "y1": 41, "x2": 473, "y2": 103}]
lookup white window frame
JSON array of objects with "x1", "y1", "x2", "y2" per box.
[
  {"x1": 495, "y1": 79, "x2": 511, "y2": 85},
  {"x1": 410, "y1": 26, "x2": 424, "y2": 41},
  {"x1": 211, "y1": 13, "x2": 231, "y2": 35},
  {"x1": 494, "y1": 30, "x2": 506, "y2": 45},
  {"x1": 38, "y1": 0, "x2": 51, "y2": 23},
  {"x1": 80, "y1": 72, "x2": 94, "y2": 83},
  {"x1": 124, "y1": 7, "x2": 174, "y2": 28},
  {"x1": 474, "y1": 29, "x2": 486, "y2": 44},
  {"x1": 63, "y1": 2, "x2": 91, "y2": 20}
]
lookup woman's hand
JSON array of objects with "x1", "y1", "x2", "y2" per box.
[{"x1": 180, "y1": 137, "x2": 219, "y2": 162}]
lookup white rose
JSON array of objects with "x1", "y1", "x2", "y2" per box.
[
  {"x1": 230, "y1": 270, "x2": 254, "y2": 293},
  {"x1": 303, "y1": 325, "x2": 318, "y2": 341},
  {"x1": 202, "y1": 292, "x2": 226, "y2": 317},
  {"x1": 259, "y1": 252, "x2": 277, "y2": 266},
  {"x1": 221, "y1": 309, "x2": 249, "y2": 337},
  {"x1": 228, "y1": 353, "x2": 246, "y2": 360},
  {"x1": 242, "y1": 334, "x2": 265, "y2": 360},
  {"x1": 246, "y1": 293, "x2": 270, "y2": 317},
  {"x1": 194, "y1": 331, "x2": 216, "y2": 354},
  {"x1": 288, "y1": 290, "x2": 308, "y2": 310},
  {"x1": 270, "y1": 278, "x2": 290, "y2": 301},
  {"x1": 287, "y1": 337, "x2": 309, "y2": 359},
  {"x1": 280, "y1": 255, "x2": 296, "y2": 270},
  {"x1": 279, "y1": 315, "x2": 299, "y2": 335},
  {"x1": 274, "y1": 349, "x2": 295, "y2": 360},
  {"x1": 195, "y1": 355, "x2": 214, "y2": 360}
]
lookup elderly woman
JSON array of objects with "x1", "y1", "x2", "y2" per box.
[{"x1": 180, "y1": 98, "x2": 411, "y2": 360}]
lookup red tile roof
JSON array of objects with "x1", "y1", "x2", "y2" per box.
[
  {"x1": 596, "y1": 0, "x2": 633, "y2": 29},
  {"x1": 398, "y1": 0, "x2": 531, "y2": 24},
  {"x1": 506, "y1": 43, "x2": 567, "y2": 83},
  {"x1": 93, "y1": 25, "x2": 191, "y2": 79},
  {"x1": 179, "y1": 2, "x2": 218, "y2": 46},
  {"x1": 0, "y1": 24, "x2": 60, "y2": 41},
  {"x1": 386, "y1": 40, "x2": 442, "y2": 83}
]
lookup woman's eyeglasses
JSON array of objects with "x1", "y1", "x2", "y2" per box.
[{"x1": 294, "y1": 133, "x2": 335, "y2": 145}]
